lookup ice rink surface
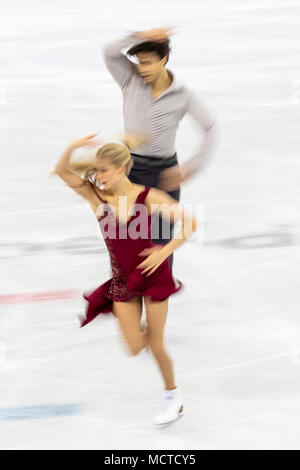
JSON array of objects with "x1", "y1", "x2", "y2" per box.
[{"x1": 1, "y1": 0, "x2": 300, "y2": 449}]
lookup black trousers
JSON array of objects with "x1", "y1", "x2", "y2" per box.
[{"x1": 128, "y1": 152, "x2": 181, "y2": 271}]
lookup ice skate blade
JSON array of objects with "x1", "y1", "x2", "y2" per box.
[{"x1": 154, "y1": 406, "x2": 184, "y2": 426}]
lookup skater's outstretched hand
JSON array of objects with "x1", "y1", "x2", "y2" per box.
[
  {"x1": 69, "y1": 133, "x2": 99, "y2": 150},
  {"x1": 137, "y1": 246, "x2": 168, "y2": 276},
  {"x1": 136, "y1": 27, "x2": 176, "y2": 43},
  {"x1": 54, "y1": 132, "x2": 100, "y2": 203},
  {"x1": 157, "y1": 164, "x2": 193, "y2": 191}
]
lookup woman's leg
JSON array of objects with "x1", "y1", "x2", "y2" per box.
[
  {"x1": 144, "y1": 296, "x2": 176, "y2": 391},
  {"x1": 113, "y1": 296, "x2": 149, "y2": 356}
]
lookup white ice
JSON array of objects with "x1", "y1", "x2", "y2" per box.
[{"x1": 0, "y1": 0, "x2": 300, "y2": 450}]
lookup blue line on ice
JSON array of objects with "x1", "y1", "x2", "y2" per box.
[{"x1": 0, "y1": 403, "x2": 82, "y2": 420}]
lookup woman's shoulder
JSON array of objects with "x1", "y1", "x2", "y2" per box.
[
  {"x1": 146, "y1": 187, "x2": 180, "y2": 206},
  {"x1": 130, "y1": 184, "x2": 150, "y2": 199},
  {"x1": 146, "y1": 187, "x2": 167, "y2": 201},
  {"x1": 134, "y1": 183, "x2": 151, "y2": 192},
  {"x1": 134, "y1": 183, "x2": 148, "y2": 192}
]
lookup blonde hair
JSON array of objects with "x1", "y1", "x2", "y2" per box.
[{"x1": 69, "y1": 135, "x2": 138, "y2": 188}]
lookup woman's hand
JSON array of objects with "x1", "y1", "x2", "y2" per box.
[
  {"x1": 137, "y1": 246, "x2": 168, "y2": 276},
  {"x1": 70, "y1": 133, "x2": 99, "y2": 150}
]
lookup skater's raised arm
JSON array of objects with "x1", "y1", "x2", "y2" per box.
[
  {"x1": 102, "y1": 33, "x2": 144, "y2": 89},
  {"x1": 54, "y1": 134, "x2": 97, "y2": 200},
  {"x1": 102, "y1": 28, "x2": 175, "y2": 90}
]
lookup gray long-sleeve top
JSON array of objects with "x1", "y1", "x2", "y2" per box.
[{"x1": 102, "y1": 33, "x2": 216, "y2": 173}]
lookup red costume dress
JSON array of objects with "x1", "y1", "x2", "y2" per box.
[{"x1": 80, "y1": 186, "x2": 183, "y2": 327}]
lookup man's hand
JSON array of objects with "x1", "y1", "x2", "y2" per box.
[
  {"x1": 157, "y1": 164, "x2": 193, "y2": 192},
  {"x1": 136, "y1": 27, "x2": 176, "y2": 43}
]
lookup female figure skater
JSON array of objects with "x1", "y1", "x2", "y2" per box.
[{"x1": 54, "y1": 133, "x2": 197, "y2": 425}]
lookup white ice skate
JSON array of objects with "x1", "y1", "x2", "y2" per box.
[{"x1": 153, "y1": 388, "x2": 184, "y2": 425}]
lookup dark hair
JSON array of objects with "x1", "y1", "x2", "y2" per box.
[{"x1": 127, "y1": 40, "x2": 171, "y2": 65}]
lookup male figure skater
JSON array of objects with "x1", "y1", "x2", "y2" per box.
[{"x1": 102, "y1": 27, "x2": 216, "y2": 269}]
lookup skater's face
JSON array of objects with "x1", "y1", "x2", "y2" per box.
[
  {"x1": 95, "y1": 159, "x2": 125, "y2": 189},
  {"x1": 136, "y1": 52, "x2": 167, "y2": 84}
]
